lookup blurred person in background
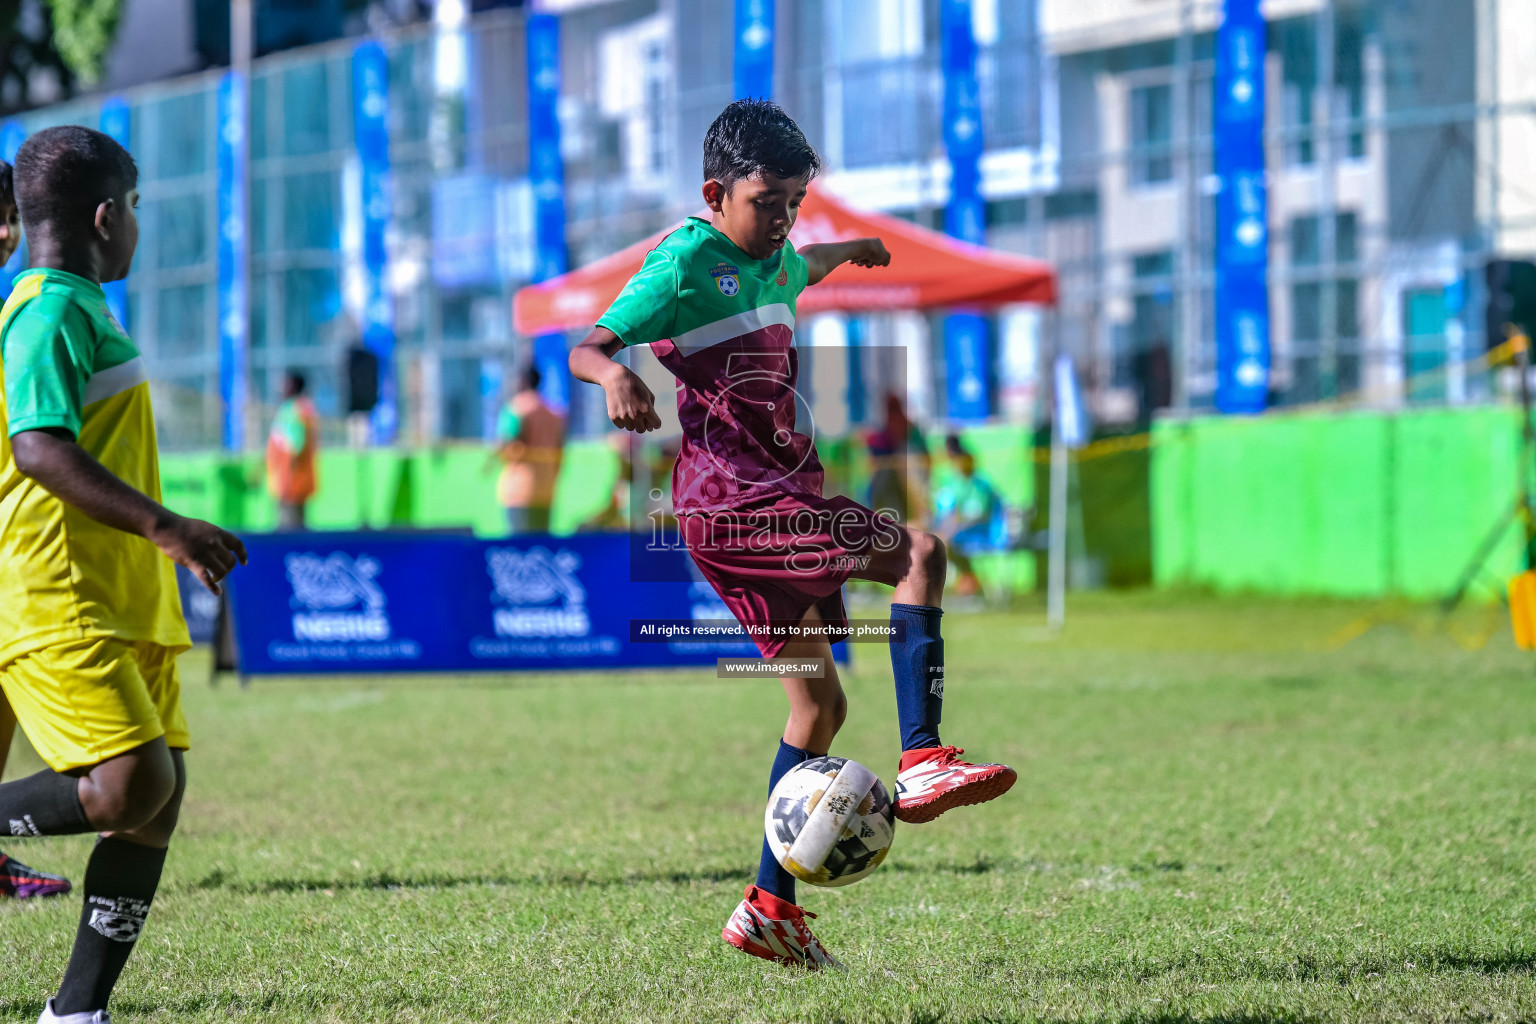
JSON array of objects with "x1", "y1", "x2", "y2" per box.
[
  {"x1": 0, "y1": 161, "x2": 18, "y2": 294},
  {"x1": 581, "y1": 432, "x2": 634, "y2": 531},
  {"x1": 266, "y1": 370, "x2": 319, "y2": 531},
  {"x1": 865, "y1": 391, "x2": 930, "y2": 527},
  {"x1": 933, "y1": 433, "x2": 1004, "y2": 599},
  {"x1": 0, "y1": 157, "x2": 71, "y2": 902},
  {"x1": 495, "y1": 365, "x2": 566, "y2": 534}
]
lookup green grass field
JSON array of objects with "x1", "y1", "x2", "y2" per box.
[{"x1": 2, "y1": 593, "x2": 1534, "y2": 1023}]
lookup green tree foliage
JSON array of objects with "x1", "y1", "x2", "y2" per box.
[
  {"x1": 43, "y1": 0, "x2": 121, "y2": 86},
  {"x1": 0, "y1": 0, "x2": 77, "y2": 114}
]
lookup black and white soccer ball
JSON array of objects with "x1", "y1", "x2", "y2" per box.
[{"x1": 765, "y1": 756, "x2": 895, "y2": 887}]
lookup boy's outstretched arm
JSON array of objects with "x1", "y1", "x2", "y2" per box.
[
  {"x1": 570, "y1": 327, "x2": 664, "y2": 433},
  {"x1": 11, "y1": 427, "x2": 248, "y2": 593},
  {"x1": 800, "y1": 237, "x2": 891, "y2": 286}
]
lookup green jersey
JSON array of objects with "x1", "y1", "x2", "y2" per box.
[
  {"x1": 597, "y1": 216, "x2": 818, "y2": 513},
  {"x1": 0, "y1": 268, "x2": 188, "y2": 664}
]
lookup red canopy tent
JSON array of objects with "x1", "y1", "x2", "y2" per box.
[{"x1": 512, "y1": 186, "x2": 1056, "y2": 335}]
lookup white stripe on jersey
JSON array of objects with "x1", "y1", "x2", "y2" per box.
[
  {"x1": 83, "y1": 355, "x2": 148, "y2": 407},
  {"x1": 671, "y1": 302, "x2": 796, "y2": 355}
]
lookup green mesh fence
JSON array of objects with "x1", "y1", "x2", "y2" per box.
[{"x1": 1153, "y1": 407, "x2": 1525, "y2": 600}]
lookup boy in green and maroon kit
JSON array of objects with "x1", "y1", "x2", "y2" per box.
[{"x1": 570, "y1": 100, "x2": 1017, "y2": 968}]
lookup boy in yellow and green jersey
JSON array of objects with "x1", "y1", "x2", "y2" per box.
[
  {"x1": 0, "y1": 126, "x2": 246, "y2": 1024},
  {"x1": 0, "y1": 156, "x2": 75, "y2": 904}
]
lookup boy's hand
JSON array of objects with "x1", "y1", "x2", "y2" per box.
[
  {"x1": 150, "y1": 514, "x2": 249, "y2": 595},
  {"x1": 601, "y1": 364, "x2": 663, "y2": 433},
  {"x1": 849, "y1": 237, "x2": 891, "y2": 268}
]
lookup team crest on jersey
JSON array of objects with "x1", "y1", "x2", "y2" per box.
[
  {"x1": 777, "y1": 268, "x2": 788, "y2": 287},
  {"x1": 710, "y1": 262, "x2": 741, "y2": 297}
]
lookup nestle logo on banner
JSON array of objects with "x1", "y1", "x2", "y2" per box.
[
  {"x1": 486, "y1": 547, "x2": 590, "y2": 638},
  {"x1": 284, "y1": 553, "x2": 391, "y2": 642}
]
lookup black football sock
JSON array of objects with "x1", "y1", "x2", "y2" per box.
[
  {"x1": 0, "y1": 769, "x2": 90, "y2": 838},
  {"x1": 53, "y1": 837, "x2": 169, "y2": 1015}
]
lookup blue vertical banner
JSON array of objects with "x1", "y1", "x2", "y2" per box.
[
  {"x1": 944, "y1": 313, "x2": 992, "y2": 421},
  {"x1": 0, "y1": 121, "x2": 25, "y2": 298},
  {"x1": 941, "y1": 0, "x2": 991, "y2": 422},
  {"x1": 1053, "y1": 353, "x2": 1091, "y2": 449},
  {"x1": 216, "y1": 73, "x2": 248, "y2": 450},
  {"x1": 99, "y1": 97, "x2": 131, "y2": 332},
  {"x1": 1214, "y1": 0, "x2": 1270, "y2": 413},
  {"x1": 733, "y1": 0, "x2": 775, "y2": 100},
  {"x1": 526, "y1": 14, "x2": 569, "y2": 411},
  {"x1": 353, "y1": 41, "x2": 398, "y2": 443}
]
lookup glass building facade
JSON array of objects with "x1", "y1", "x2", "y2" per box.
[{"x1": 0, "y1": 0, "x2": 1520, "y2": 449}]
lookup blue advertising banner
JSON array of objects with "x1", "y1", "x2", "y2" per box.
[
  {"x1": 175, "y1": 565, "x2": 221, "y2": 645},
  {"x1": 0, "y1": 121, "x2": 25, "y2": 297},
  {"x1": 353, "y1": 41, "x2": 398, "y2": 442},
  {"x1": 526, "y1": 14, "x2": 570, "y2": 412},
  {"x1": 222, "y1": 532, "x2": 817, "y2": 675},
  {"x1": 733, "y1": 0, "x2": 775, "y2": 100},
  {"x1": 1214, "y1": 0, "x2": 1270, "y2": 414},
  {"x1": 940, "y1": 0, "x2": 991, "y2": 422},
  {"x1": 99, "y1": 98, "x2": 131, "y2": 332},
  {"x1": 216, "y1": 72, "x2": 248, "y2": 449},
  {"x1": 944, "y1": 312, "x2": 992, "y2": 422}
]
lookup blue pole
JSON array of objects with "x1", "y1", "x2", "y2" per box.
[
  {"x1": 941, "y1": 0, "x2": 992, "y2": 423},
  {"x1": 353, "y1": 40, "x2": 398, "y2": 443},
  {"x1": 216, "y1": 73, "x2": 248, "y2": 450},
  {"x1": 1214, "y1": 0, "x2": 1270, "y2": 413},
  {"x1": 99, "y1": 97, "x2": 131, "y2": 333},
  {"x1": 733, "y1": 0, "x2": 775, "y2": 100},
  {"x1": 527, "y1": 13, "x2": 570, "y2": 412}
]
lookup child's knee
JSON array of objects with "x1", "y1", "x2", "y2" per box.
[
  {"x1": 909, "y1": 529, "x2": 946, "y2": 575},
  {"x1": 832, "y1": 690, "x2": 848, "y2": 731},
  {"x1": 113, "y1": 772, "x2": 184, "y2": 846},
  {"x1": 93, "y1": 773, "x2": 175, "y2": 834},
  {"x1": 792, "y1": 685, "x2": 847, "y2": 737}
]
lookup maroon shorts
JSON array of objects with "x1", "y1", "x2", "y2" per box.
[{"x1": 679, "y1": 493, "x2": 907, "y2": 658}]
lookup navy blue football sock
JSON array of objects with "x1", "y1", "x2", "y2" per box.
[
  {"x1": 890, "y1": 603, "x2": 944, "y2": 751},
  {"x1": 756, "y1": 739, "x2": 812, "y2": 903}
]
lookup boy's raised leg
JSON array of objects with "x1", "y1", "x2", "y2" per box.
[{"x1": 858, "y1": 527, "x2": 1016, "y2": 824}]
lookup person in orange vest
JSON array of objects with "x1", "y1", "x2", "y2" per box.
[
  {"x1": 496, "y1": 366, "x2": 566, "y2": 533},
  {"x1": 266, "y1": 370, "x2": 319, "y2": 530}
]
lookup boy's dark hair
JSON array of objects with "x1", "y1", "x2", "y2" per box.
[
  {"x1": 284, "y1": 370, "x2": 307, "y2": 396},
  {"x1": 945, "y1": 433, "x2": 970, "y2": 459},
  {"x1": 703, "y1": 99, "x2": 820, "y2": 191},
  {"x1": 519, "y1": 365, "x2": 542, "y2": 392},
  {"x1": 13, "y1": 125, "x2": 137, "y2": 235},
  {"x1": 0, "y1": 160, "x2": 12, "y2": 206}
]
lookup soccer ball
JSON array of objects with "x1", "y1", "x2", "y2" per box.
[{"x1": 765, "y1": 756, "x2": 895, "y2": 887}]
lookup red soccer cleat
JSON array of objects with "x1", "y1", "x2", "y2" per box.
[
  {"x1": 894, "y1": 745, "x2": 1017, "y2": 824},
  {"x1": 0, "y1": 853, "x2": 71, "y2": 900},
  {"x1": 721, "y1": 885, "x2": 841, "y2": 970}
]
